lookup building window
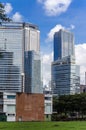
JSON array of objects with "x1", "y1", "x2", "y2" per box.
[
  {"x1": 45, "y1": 97, "x2": 51, "y2": 100},
  {"x1": 46, "y1": 114, "x2": 49, "y2": 118},
  {"x1": 45, "y1": 103, "x2": 51, "y2": 113},
  {"x1": 8, "y1": 114, "x2": 15, "y2": 116},
  {"x1": 7, "y1": 95, "x2": 16, "y2": 99},
  {"x1": 7, "y1": 105, "x2": 15, "y2": 114}
]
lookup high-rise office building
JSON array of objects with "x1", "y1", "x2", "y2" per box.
[
  {"x1": 0, "y1": 51, "x2": 20, "y2": 92},
  {"x1": 52, "y1": 29, "x2": 80, "y2": 96},
  {"x1": 52, "y1": 56, "x2": 80, "y2": 95},
  {"x1": 24, "y1": 50, "x2": 42, "y2": 93},
  {"x1": 0, "y1": 22, "x2": 42, "y2": 93},
  {"x1": 54, "y1": 29, "x2": 75, "y2": 61},
  {"x1": 0, "y1": 22, "x2": 43, "y2": 122}
]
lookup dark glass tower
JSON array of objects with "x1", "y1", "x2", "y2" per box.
[
  {"x1": 52, "y1": 29, "x2": 80, "y2": 96},
  {"x1": 54, "y1": 29, "x2": 74, "y2": 61}
]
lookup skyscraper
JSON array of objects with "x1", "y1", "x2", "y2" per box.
[
  {"x1": 0, "y1": 22, "x2": 43, "y2": 122},
  {"x1": 0, "y1": 22, "x2": 42, "y2": 93},
  {"x1": 52, "y1": 29, "x2": 80, "y2": 96},
  {"x1": 52, "y1": 56, "x2": 80, "y2": 95},
  {"x1": 54, "y1": 29, "x2": 75, "y2": 61},
  {"x1": 24, "y1": 50, "x2": 42, "y2": 93}
]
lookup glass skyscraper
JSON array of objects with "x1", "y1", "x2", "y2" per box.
[
  {"x1": 0, "y1": 22, "x2": 42, "y2": 93},
  {"x1": 52, "y1": 29, "x2": 80, "y2": 96},
  {"x1": 52, "y1": 56, "x2": 80, "y2": 95},
  {"x1": 24, "y1": 51, "x2": 42, "y2": 93},
  {"x1": 54, "y1": 29, "x2": 75, "y2": 61}
]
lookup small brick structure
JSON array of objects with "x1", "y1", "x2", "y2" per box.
[{"x1": 16, "y1": 93, "x2": 44, "y2": 121}]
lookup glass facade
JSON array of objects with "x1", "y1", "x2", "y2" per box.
[
  {"x1": 0, "y1": 23, "x2": 23, "y2": 92},
  {"x1": 51, "y1": 56, "x2": 80, "y2": 95},
  {"x1": 0, "y1": 22, "x2": 41, "y2": 93},
  {"x1": 24, "y1": 51, "x2": 42, "y2": 93},
  {"x1": 52, "y1": 29, "x2": 80, "y2": 96},
  {"x1": 54, "y1": 29, "x2": 74, "y2": 61}
]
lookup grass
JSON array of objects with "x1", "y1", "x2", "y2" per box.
[{"x1": 0, "y1": 121, "x2": 86, "y2": 130}]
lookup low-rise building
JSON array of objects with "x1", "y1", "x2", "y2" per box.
[
  {"x1": 3, "y1": 92, "x2": 16, "y2": 121},
  {"x1": 43, "y1": 88, "x2": 53, "y2": 121}
]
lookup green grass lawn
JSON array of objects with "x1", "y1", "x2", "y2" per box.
[{"x1": 0, "y1": 121, "x2": 86, "y2": 130}]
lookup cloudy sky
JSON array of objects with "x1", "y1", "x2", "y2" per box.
[{"x1": 1, "y1": 0, "x2": 86, "y2": 85}]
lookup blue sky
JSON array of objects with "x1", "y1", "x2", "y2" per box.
[{"x1": 1, "y1": 0, "x2": 86, "y2": 85}]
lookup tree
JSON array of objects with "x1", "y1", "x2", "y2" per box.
[
  {"x1": 0, "y1": 2, "x2": 11, "y2": 22},
  {"x1": 52, "y1": 93, "x2": 86, "y2": 121}
]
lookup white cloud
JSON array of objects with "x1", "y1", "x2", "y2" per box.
[
  {"x1": 70, "y1": 24, "x2": 75, "y2": 30},
  {"x1": 42, "y1": 43, "x2": 86, "y2": 86},
  {"x1": 67, "y1": 24, "x2": 75, "y2": 30},
  {"x1": 75, "y1": 43, "x2": 86, "y2": 84},
  {"x1": 4, "y1": 3, "x2": 13, "y2": 14},
  {"x1": 37, "y1": 0, "x2": 72, "y2": 16},
  {"x1": 47, "y1": 24, "x2": 65, "y2": 42},
  {"x1": 3, "y1": 2, "x2": 23, "y2": 22},
  {"x1": 42, "y1": 52, "x2": 53, "y2": 85},
  {"x1": 46, "y1": 24, "x2": 75, "y2": 42},
  {"x1": 12, "y1": 12, "x2": 23, "y2": 22}
]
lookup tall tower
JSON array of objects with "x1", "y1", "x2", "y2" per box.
[
  {"x1": 54, "y1": 29, "x2": 75, "y2": 61},
  {"x1": 0, "y1": 22, "x2": 42, "y2": 93},
  {"x1": 52, "y1": 29, "x2": 80, "y2": 96},
  {"x1": 0, "y1": 22, "x2": 43, "y2": 122}
]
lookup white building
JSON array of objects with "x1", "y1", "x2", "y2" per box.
[
  {"x1": 3, "y1": 92, "x2": 16, "y2": 122},
  {"x1": 43, "y1": 87, "x2": 53, "y2": 121}
]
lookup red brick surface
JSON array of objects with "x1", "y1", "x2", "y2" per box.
[{"x1": 16, "y1": 93, "x2": 44, "y2": 121}]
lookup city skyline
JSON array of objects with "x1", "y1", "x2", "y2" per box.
[{"x1": 1, "y1": 0, "x2": 86, "y2": 85}]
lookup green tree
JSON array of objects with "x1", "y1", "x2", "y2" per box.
[
  {"x1": 53, "y1": 96, "x2": 58, "y2": 112},
  {"x1": 0, "y1": 2, "x2": 11, "y2": 22},
  {"x1": 52, "y1": 93, "x2": 86, "y2": 121}
]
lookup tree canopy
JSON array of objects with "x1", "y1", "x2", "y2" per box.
[
  {"x1": 0, "y1": 2, "x2": 11, "y2": 22},
  {"x1": 52, "y1": 93, "x2": 86, "y2": 121}
]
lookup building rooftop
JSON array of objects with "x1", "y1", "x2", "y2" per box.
[{"x1": 0, "y1": 22, "x2": 38, "y2": 30}]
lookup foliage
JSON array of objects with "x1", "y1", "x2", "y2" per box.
[
  {"x1": 53, "y1": 93, "x2": 86, "y2": 120},
  {"x1": 0, "y1": 113, "x2": 7, "y2": 121},
  {"x1": 0, "y1": 2, "x2": 11, "y2": 22}
]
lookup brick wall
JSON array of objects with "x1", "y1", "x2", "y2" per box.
[{"x1": 16, "y1": 93, "x2": 44, "y2": 121}]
